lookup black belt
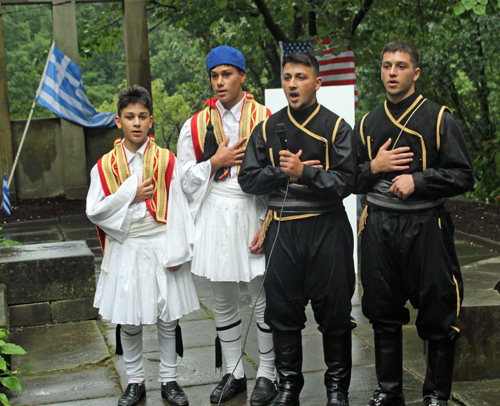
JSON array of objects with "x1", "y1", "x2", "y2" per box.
[{"x1": 366, "y1": 193, "x2": 444, "y2": 212}]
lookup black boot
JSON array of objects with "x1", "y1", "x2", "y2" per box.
[
  {"x1": 323, "y1": 332, "x2": 351, "y2": 406},
  {"x1": 270, "y1": 329, "x2": 303, "y2": 406},
  {"x1": 422, "y1": 338, "x2": 457, "y2": 406},
  {"x1": 365, "y1": 327, "x2": 405, "y2": 406}
]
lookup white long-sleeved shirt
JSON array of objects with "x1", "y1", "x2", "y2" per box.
[
  {"x1": 86, "y1": 139, "x2": 194, "y2": 268},
  {"x1": 86, "y1": 140, "x2": 150, "y2": 244},
  {"x1": 176, "y1": 95, "x2": 247, "y2": 218}
]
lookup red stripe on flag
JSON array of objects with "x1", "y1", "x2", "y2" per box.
[
  {"x1": 320, "y1": 68, "x2": 355, "y2": 76},
  {"x1": 322, "y1": 79, "x2": 357, "y2": 86},
  {"x1": 318, "y1": 57, "x2": 355, "y2": 65}
]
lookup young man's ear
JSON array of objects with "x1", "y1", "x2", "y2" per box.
[
  {"x1": 240, "y1": 71, "x2": 246, "y2": 85},
  {"x1": 114, "y1": 115, "x2": 122, "y2": 129},
  {"x1": 315, "y1": 76, "x2": 323, "y2": 91},
  {"x1": 413, "y1": 67, "x2": 421, "y2": 83}
]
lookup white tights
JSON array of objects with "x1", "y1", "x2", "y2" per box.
[
  {"x1": 210, "y1": 276, "x2": 275, "y2": 380},
  {"x1": 120, "y1": 318, "x2": 178, "y2": 384}
]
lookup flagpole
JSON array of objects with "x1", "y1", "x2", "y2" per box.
[
  {"x1": 7, "y1": 40, "x2": 54, "y2": 189},
  {"x1": 7, "y1": 99, "x2": 36, "y2": 188}
]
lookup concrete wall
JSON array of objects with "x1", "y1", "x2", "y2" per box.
[
  {"x1": 0, "y1": 241, "x2": 98, "y2": 327},
  {"x1": 10, "y1": 118, "x2": 121, "y2": 199}
]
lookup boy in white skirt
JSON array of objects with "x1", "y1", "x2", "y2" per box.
[
  {"x1": 175, "y1": 46, "x2": 277, "y2": 405},
  {"x1": 86, "y1": 85, "x2": 199, "y2": 406}
]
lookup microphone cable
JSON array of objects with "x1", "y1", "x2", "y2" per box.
[{"x1": 216, "y1": 178, "x2": 290, "y2": 406}]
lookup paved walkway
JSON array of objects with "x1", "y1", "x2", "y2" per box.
[{"x1": 1, "y1": 214, "x2": 500, "y2": 406}]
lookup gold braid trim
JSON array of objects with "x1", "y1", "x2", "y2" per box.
[
  {"x1": 357, "y1": 206, "x2": 369, "y2": 237},
  {"x1": 143, "y1": 140, "x2": 169, "y2": 222},
  {"x1": 101, "y1": 142, "x2": 131, "y2": 195},
  {"x1": 259, "y1": 210, "x2": 273, "y2": 248}
]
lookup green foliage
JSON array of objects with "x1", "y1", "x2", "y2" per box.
[
  {"x1": 0, "y1": 229, "x2": 20, "y2": 248},
  {"x1": 2, "y1": 5, "x2": 54, "y2": 119},
  {"x1": 0, "y1": 328, "x2": 26, "y2": 406},
  {"x1": 454, "y1": 0, "x2": 497, "y2": 15},
  {"x1": 3, "y1": 0, "x2": 500, "y2": 202}
]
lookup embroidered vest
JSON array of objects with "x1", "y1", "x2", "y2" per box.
[
  {"x1": 190, "y1": 92, "x2": 271, "y2": 180},
  {"x1": 96, "y1": 136, "x2": 175, "y2": 251}
]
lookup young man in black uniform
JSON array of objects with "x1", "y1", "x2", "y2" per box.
[
  {"x1": 239, "y1": 52, "x2": 357, "y2": 406},
  {"x1": 354, "y1": 41, "x2": 474, "y2": 406}
]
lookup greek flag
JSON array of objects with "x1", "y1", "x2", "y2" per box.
[
  {"x1": 35, "y1": 42, "x2": 116, "y2": 128},
  {"x1": 2, "y1": 174, "x2": 11, "y2": 216}
]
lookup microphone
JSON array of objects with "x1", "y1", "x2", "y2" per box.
[{"x1": 276, "y1": 123, "x2": 287, "y2": 151}]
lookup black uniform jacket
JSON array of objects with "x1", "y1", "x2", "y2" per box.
[
  {"x1": 239, "y1": 102, "x2": 356, "y2": 217},
  {"x1": 354, "y1": 92, "x2": 474, "y2": 200}
]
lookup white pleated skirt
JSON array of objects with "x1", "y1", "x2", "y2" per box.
[
  {"x1": 94, "y1": 232, "x2": 199, "y2": 325},
  {"x1": 191, "y1": 178, "x2": 266, "y2": 282}
]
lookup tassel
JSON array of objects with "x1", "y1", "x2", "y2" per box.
[
  {"x1": 115, "y1": 324, "x2": 123, "y2": 356},
  {"x1": 215, "y1": 336, "x2": 222, "y2": 369},
  {"x1": 175, "y1": 323, "x2": 184, "y2": 358},
  {"x1": 259, "y1": 210, "x2": 273, "y2": 248},
  {"x1": 357, "y1": 206, "x2": 369, "y2": 237},
  {"x1": 203, "y1": 124, "x2": 228, "y2": 181}
]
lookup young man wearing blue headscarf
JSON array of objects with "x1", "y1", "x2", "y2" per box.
[{"x1": 175, "y1": 46, "x2": 277, "y2": 405}]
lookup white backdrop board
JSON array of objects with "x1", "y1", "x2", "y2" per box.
[{"x1": 264, "y1": 85, "x2": 358, "y2": 271}]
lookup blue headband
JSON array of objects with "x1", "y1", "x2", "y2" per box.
[{"x1": 206, "y1": 46, "x2": 246, "y2": 77}]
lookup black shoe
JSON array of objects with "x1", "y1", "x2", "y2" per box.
[
  {"x1": 250, "y1": 377, "x2": 278, "y2": 406},
  {"x1": 366, "y1": 391, "x2": 405, "y2": 406},
  {"x1": 269, "y1": 381, "x2": 300, "y2": 406},
  {"x1": 209, "y1": 373, "x2": 247, "y2": 403},
  {"x1": 327, "y1": 391, "x2": 349, "y2": 406},
  {"x1": 424, "y1": 397, "x2": 448, "y2": 406},
  {"x1": 118, "y1": 383, "x2": 146, "y2": 406},
  {"x1": 161, "y1": 381, "x2": 189, "y2": 406}
]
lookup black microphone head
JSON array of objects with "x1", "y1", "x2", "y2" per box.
[
  {"x1": 276, "y1": 123, "x2": 286, "y2": 133},
  {"x1": 275, "y1": 123, "x2": 287, "y2": 150}
]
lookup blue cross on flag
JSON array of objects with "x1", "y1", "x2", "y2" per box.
[{"x1": 35, "y1": 42, "x2": 117, "y2": 128}]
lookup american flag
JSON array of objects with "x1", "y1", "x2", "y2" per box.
[{"x1": 280, "y1": 39, "x2": 358, "y2": 106}]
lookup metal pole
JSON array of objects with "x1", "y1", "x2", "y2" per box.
[
  {"x1": 7, "y1": 99, "x2": 36, "y2": 188},
  {"x1": 6, "y1": 40, "x2": 53, "y2": 189}
]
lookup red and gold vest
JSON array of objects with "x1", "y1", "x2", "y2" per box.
[
  {"x1": 96, "y1": 136, "x2": 175, "y2": 251},
  {"x1": 190, "y1": 92, "x2": 271, "y2": 179}
]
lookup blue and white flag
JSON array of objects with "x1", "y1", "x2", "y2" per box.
[
  {"x1": 35, "y1": 42, "x2": 116, "y2": 128},
  {"x1": 2, "y1": 174, "x2": 11, "y2": 216}
]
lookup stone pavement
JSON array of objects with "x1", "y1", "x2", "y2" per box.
[{"x1": 1, "y1": 214, "x2": 500, "y2": 406}]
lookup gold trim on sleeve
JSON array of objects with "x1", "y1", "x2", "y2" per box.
[
  {"x1": 360, "y1": 113, "x2": 369, "y2": 146},
  {"x1": 262, "y1": 116, "x2": 269, "y2": 143},
  {"x1": 453, "y1": 275, "x2": 461, "y2": 317},
  {"x1": 436, "y1": 106, "x2": 451, "y2": 152},
  {"x1": 269, "y1": 148, "x2": 275, "y2": 167},
  {"x1": 332, "y1": 117, "x2": 343, "y2": 144}
]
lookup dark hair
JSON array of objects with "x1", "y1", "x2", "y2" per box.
[
  {"x1": 381, "y1": 41, "x2": 419, "y2": 68},
  {"x1": 282, "y1": 52, "x2": 320, "y2": 78},
  {"x1": 117, "y1": 85, "x2": 152, "y2": 116}
]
